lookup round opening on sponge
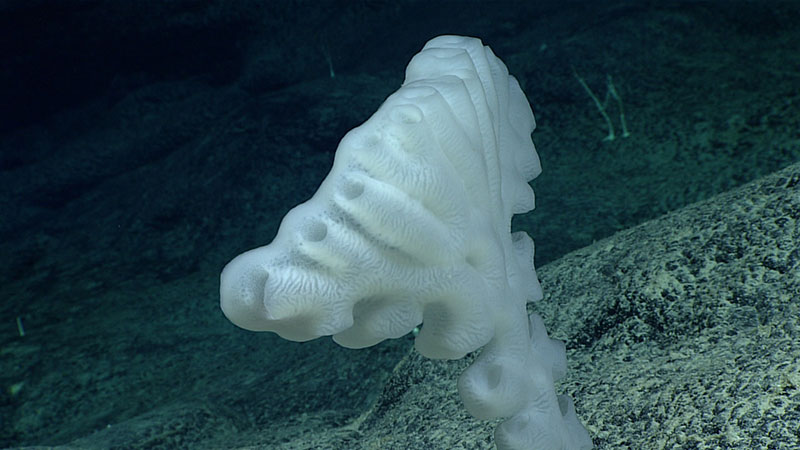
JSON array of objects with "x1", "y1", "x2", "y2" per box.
[{"x1": 301, "y1": 219, "x2": 327, "y2": 242}]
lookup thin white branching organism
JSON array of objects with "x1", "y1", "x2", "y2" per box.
[{"x1": 573, "y1": 68, "x2": 631, "y2": 141}]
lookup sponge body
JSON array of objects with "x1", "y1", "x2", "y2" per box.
[{"x1": 220, "y1": 35, "x2": 591, "y2": 449}]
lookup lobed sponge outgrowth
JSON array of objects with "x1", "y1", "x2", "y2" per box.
[{"x1": 220, "y1": 35, "x2": 592, "y2": 449}]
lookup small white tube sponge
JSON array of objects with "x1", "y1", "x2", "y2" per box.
[{"x1": 220, "y1": 35, "x2": 592, "y2": 449}]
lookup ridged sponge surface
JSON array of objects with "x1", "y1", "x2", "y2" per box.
[{"x1": 220, "y1": 35, "x2": 591, "y2": 450}]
